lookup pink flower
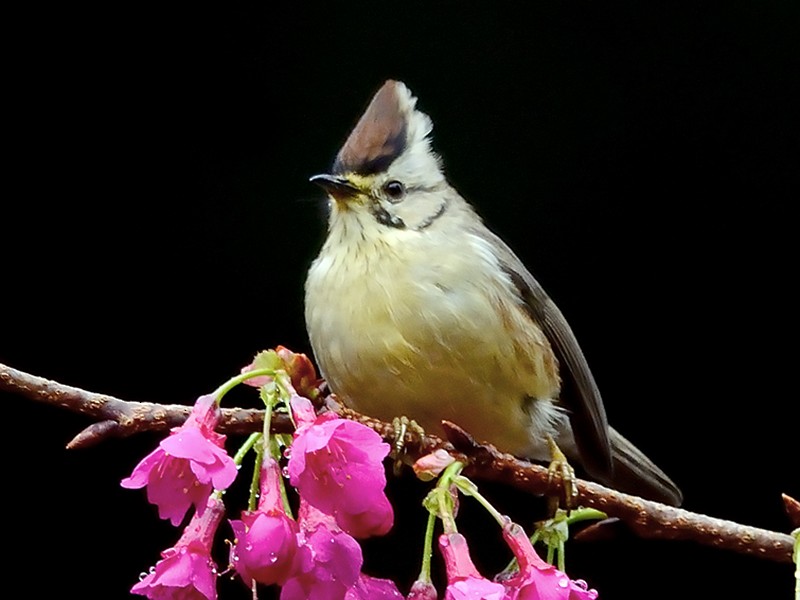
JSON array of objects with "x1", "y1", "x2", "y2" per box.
[
  {"x1": 230, "y1": 458, "x2": 299, "y2": 587},
  {"x1": 280, "y1": 501, "x2": 363, "y2": 600},
  {"x1": 498, "y1": 518, "x2": 598, "y2": 600},
  {"x1": 413, "y1": 449, "x2": 457, "y2": 481},
  {"x1": 407, "y1": 580, "x2": 439, "y2": 600},
  {"x1": 122, "y1": 394, "x2": 237, "y2": 526},
  {"x1": 131, "y1": 495, "x2": 225, "y2": 599},
  {"x1": 345, "y1": 574, "x2": 404, "y2": 599},
  {"x1": 440, "y1": 533, "x2": 506, "y2": 600},
  {"x1": 288, "y1": 396, "x2": 393, "y2": 538}
]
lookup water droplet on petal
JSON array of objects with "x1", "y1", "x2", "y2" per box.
[
  {"x1": 269, "y1": 552, "x2": 279, "y2": 564},
  {"x1": 574, "y1": 579, "x2": 588, "y2": 590},
  {"x1": 283, "y1": 448, "x2": 292, "y2": 459},
  {"x1": 281, "y1": 466, "x2": 290, "y2": 478},
  {"x1": 557, "y1": 576, "x2": 570, "y2": 588},
  {"x1": 138, "y1": 572, "x2": 148, "y2": 581}
]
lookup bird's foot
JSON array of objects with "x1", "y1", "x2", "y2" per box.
[
  {"x1": 391, "y1": 416, "x2": 425, "y2": 475},
  {"x1": 546, "y1": 435, "x2": 578, "y2": 514}
]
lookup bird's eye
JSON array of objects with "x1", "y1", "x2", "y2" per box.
[{"x1": 383, "y1": 180, "x2": 406, "y2": 202}]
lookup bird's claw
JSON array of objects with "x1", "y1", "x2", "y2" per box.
[
  {"x1": 391, "y1": 416, "x2": 425, "y2": 475},
  {"x1": 546, "y1": 435, "x2": 578, "y2": 513}
]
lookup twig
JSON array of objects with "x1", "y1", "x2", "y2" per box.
[
  {"x1": 0, "y1": 363, "x2": 289, "y2": 447},
  {"x1": 1, "y1": 361, "x2": 794, "y2": 563},
  {"x1": 437, "y1": 421, "x2": 794, "y2": 564}
]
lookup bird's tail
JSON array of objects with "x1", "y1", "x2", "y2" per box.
[{"x1": 604, "y1": 427, "x2": 683, "y2": 506}]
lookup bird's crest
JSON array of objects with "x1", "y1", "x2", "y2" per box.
[{"x1": 333, "y1": 80, "x2": 436, "y2": 177}]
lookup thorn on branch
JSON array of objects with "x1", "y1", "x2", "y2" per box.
[
  {"x1": 571, "y1": 518, "x2": 626, "y2": 543},
  {"x1": 783, "y1": 494, "x2": 800, "y2": 528},
  {"x1": 441, "y1": 420, "x2": 494, "y2": 467},
  {"x1": 68, "y1": 420, "x2": 121, "y2": 449}
]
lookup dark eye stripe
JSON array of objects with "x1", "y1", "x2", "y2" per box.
[
  {"x1": 415, "y1": 199, "x2": 448, "y2": 230},
  {"x1": 369, "y1": 202, "x2": 406, "y2": 229}
]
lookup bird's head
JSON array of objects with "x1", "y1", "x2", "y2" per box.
[{"x1": 311, "y1": 80, "x2": 452, "y2": 233}]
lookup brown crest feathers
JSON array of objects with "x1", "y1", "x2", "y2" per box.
[{"x1": 333, "y1": 80, "x2": 408, "y2": 175}]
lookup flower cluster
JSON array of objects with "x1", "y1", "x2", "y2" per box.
[
  {"x1": 122, "y1": 348, "x2": 399, "y2": 599},
  {"x1": 435, "y1": 524, "x2": 598, "y2": 600},
  {"x1": 406, "y1": 459, "x2": 599, "y2": 600},
  {"x1": 121, "y1": 347, "x2": 598, "y2": 599}
]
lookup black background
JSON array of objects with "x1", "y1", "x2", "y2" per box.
[{"x1": 2, "y1": 3, "x2": 798, "y2": 599}]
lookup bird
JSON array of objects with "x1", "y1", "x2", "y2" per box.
[{"x1": 304, "y1": 80, "x2": 682, "y2": 506}]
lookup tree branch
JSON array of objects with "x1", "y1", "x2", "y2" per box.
[
  {"x1": 437, "y1": 421, "x2": 795, "y2": 563},
  {"x1": 2, "y1": 361, "x2": 794, "y2": 563},
  {"x1": 0, "y1": 362, "x2": 289, "y2": 447}
]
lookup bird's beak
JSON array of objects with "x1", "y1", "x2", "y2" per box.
[{"x1": 309, "y1": 174, "x2": 361, "y2": 202}]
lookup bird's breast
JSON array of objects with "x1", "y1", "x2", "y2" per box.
[{"x1": 304, "y1": 228, "x2": 562, "y2": 455}]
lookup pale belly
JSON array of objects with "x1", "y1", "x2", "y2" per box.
[
  {"x1": 305, "y1": 233, "x2": 564, "y2": 458},
  {"x1": 322, "y1": 342, "x2": 551, "y2": 457}
]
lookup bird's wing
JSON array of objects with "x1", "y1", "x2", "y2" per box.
[{"x1": 481, "y1": 228, "x2": 614, "y2": 479}]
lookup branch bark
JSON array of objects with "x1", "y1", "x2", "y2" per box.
[
  {"x1": 0, "y1": 362, "x2": 289, "y2": 447},
  {"x1": 2, "y1": 361, "x2": 795, "y2": 563}
]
